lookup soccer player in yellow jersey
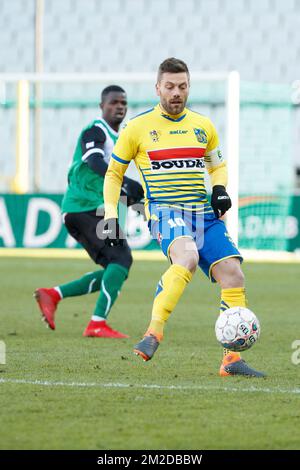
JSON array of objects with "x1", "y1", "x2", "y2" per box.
[{"x1": 102, "y1": 58, "x2": 265, "y2": 377}]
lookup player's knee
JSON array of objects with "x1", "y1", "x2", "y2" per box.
[
  {"x1": 122, "y1": 249, "x2": 133, "y2": 271},
  {"x1": 213, "y1": 258, "x2": 244, "y2": 288},
  {"x1": 110, "y1": 246, "x2": 133, "y2": 271},
  {"x1": 224, "y1": 264, "x2": 244, "y2": 288},
  {"x1": 169, "y1": 238, "x2": 199, "y2": 273},
  {"x1": 231, "y1": 267, "x2": 244, "y2": 287},
  {"x1": 171, "y1": 251, "x2": 199, "y2": 273},
  {"x1": 186, "y1": 252, "x2": 199, "y2": 273}
]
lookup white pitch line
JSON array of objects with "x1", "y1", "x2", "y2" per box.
[{"x1": 0, "y1": 377, "x2": 300, "y2": 395}]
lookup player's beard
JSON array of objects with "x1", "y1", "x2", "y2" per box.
[{"x1": 160, "y1": 96, "x2": 187, "y2": 116}]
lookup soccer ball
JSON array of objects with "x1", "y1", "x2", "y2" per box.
[{"x1": 215, "y1": 307, "x2": 260, "y2": 352}]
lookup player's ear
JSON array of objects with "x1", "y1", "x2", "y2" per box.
[{"x1": 155, "y1": 83, "x2": 160, "y2": 97}]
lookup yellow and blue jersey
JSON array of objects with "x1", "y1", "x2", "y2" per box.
[
  {"x1": 110, "y1": 104, "x2": 226, "y2": 220},
  {"x1": 104, "y1": 103, "x2": 241, "y2": 280}
]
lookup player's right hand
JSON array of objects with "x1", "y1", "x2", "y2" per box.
[{"x1": 100, "y1": 218, "x2": 124, "y2": 246}]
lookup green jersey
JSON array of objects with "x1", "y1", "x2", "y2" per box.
[{"x1": 61, "y1": 118, "x2": 118, "y2": 213}]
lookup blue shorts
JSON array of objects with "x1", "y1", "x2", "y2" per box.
[{"x1": 148, "y1": 204, "x2": 242, "y2": 282}]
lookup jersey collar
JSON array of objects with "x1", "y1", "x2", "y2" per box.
[
  {"x1": 97, "y1": 117, "x2": 119, "y2": 137},
  {"x1": 156, "y1": 104, "x2": 187, "y2": 122}
]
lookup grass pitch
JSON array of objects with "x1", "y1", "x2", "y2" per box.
[{"x1": 0, "y1": 257, "x2": 300, "y2": 450}]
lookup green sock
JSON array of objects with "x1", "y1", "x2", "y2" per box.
[
  {"x1": 58, "y1": 270, "x2": 104, "y2": 298},
  {"x1": 94, "y1": 263, "x2": 129, "y2": 319}
]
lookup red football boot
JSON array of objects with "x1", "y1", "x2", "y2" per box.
[
  {"x1": 83, "y1": 320, "x2": 129, "y2": 338},
  {"x1": 34, "y1": 288, "x2": 61, "y2": 330}
]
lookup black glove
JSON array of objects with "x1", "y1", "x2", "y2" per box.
[
  {"x1": 121, "y1": 176, "x2": 144, "y2": 206},
  {"x1": 100, "y1": 218, "x2": 124, "y2": 247},
  {"x1": 211, "y1": 185, "x2": 232, "y2": 218}
]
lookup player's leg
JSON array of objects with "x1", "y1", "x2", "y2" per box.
[
  {"x1": 200, "y1": 217, "x2": 265, "y2": 377},
  {"x1": 35, "y1": 210, "x2": 132, "y2": 336},
  {"x1": 212, "y1": 257, "x2": 246, "y2": 360},
  {"x1": 147, "y1": 235, "x2": 197, "y2": 339},
  {"x1": 34, "y1": 212, "x2": 105, "y2": 330},
  {"x1": 83, "y1": 241, "x2": 133, "y2": 338},
  {"x1": 65, "y1": 210, "x2": 133, "y2": 338},
  {"x1": 212, "y1": 258, "x2": 265, "y2": 377},
  {"x1": 34, "y1": 212, "x2": 106, "y2": 329},
  {"x1": 34, "y1": 270, "x2": 105, "y2": 329},
  {"x1": 56, "y1": 270, "x2": 104, "y2": 298},
  {"x1": 134, "y1": 208, "x2": 197, "y2": 361},
  {"x1": 212, "y1": 256, "x2": 246, "y2": 356}
]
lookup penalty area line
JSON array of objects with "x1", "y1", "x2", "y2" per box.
[{"x1": 0, "y1": 377, "x2": 300, "y2": 395}]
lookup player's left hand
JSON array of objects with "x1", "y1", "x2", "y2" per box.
[{"x1": 211, "y1": 185, "x2": 232, "y2": 218}]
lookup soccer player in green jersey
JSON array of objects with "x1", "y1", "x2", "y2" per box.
[{"x1": 34, "y1": 85, "x2": 143, "y2": 338}]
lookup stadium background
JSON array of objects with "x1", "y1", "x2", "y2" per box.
[{"x1": 0, "y1": 0, "x2": 300, "y2": 254}]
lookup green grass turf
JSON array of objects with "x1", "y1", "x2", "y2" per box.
[{"x1": 0, "y1": 257, "x2": 300, "y2": 450}]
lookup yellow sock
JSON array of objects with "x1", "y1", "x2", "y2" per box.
[
  {"x1": 220, "y1": 287, "x2": 247, "y2": 358},
  {"x1": 146, "y1": 264, "x2": 193, "y2": 340}
]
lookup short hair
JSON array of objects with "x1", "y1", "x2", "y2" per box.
[
  {"x1": 101, "y1": 85, "x2": 126, "y2": 102},
  {"x1": 157, "y1": 57, "x2": 190, "y2": 82}
]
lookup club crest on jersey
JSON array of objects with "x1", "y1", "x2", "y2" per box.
[
  {"x1": 150, "y1": 130, "x2": 161, "y2": 142},
  {"x1": 193, "y1": 128, "x2": 207, "y2": 144}
]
